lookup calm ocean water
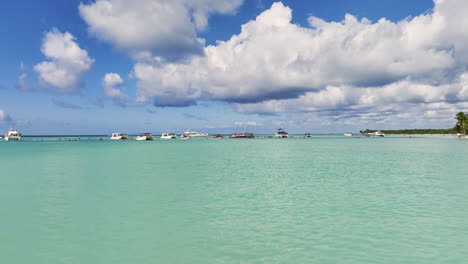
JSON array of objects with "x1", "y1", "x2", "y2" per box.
[{"x1": 1, "y1": 135, "x2": 467, "y2": 263}]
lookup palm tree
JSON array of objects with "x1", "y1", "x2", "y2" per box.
[{"x1": 455, "y1": 112, "x2": 468, "y2": 134}]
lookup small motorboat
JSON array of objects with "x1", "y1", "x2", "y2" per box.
[
  {"x1": 365, "y1": 131, "x2": 385, "y2": 137},
  {"x1": 344, "y1": 132, "x2": 354, "y2": 137},
  {"x1": 135, "y1": 133, "x2": 154, "y2": 141},
  {"x1": 183, "y1": 130, "x2": 208, "y2": 137},
  {"x1": 160, "y1": 133, "x2": 177, "y2": 139},
  {"x1": 180, "y1": 134, "x2": 191, "y2": 140},
  {"x1": 229, "y1": 132, "x2": 254, "y2": 138},
  {"x1": 110, "y1": 133, "x2": 129, "y2": 140},
  {"x1": 212, "y1": 134, "x2": 224, "y2": 138},
  {"x1": 304, "y1": 133, "x2": 312, "y2": 138}
]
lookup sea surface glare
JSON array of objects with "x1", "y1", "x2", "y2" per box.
[{"x1": 1, "y1": 136, "x2": 467, "y2": 263}]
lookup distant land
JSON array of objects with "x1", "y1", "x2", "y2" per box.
[
  {"x1": 360, "y1": 129, "x2": 457, "y2": 135},
  {"x1": 360, "y1": 112, "x2": 468, "y2": 135}
]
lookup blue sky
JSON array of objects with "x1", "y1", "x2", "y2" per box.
[{"x1": 1, "y1": 0, "x2": 467, "y2": 135}]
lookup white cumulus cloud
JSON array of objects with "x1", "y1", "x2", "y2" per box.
[
  {"x1": 121, "y1": 0, "x2": 468, "y2": 129},
  {"x1": 34, "y1": 29, "x2": 94, "y2": 93},
  {"x1": 79, "y1": 0, "x2": 243, "y2": 60},
  {"x1": 103, "y1": 73, "x2": 126, "y2": 99},
  {"x1": 131, "y1": 0, "x2": 468, "y2": 111},
  {"x1": 102, "y1": 73, "x2": 144, "y2": 107}
]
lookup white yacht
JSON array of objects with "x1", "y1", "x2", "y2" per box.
[
  {"x1": 110, "y1": 133, "x2": 129, "y2": 140},
  {"x1": 344, "y1": 132, "x2": 354, "y2": 137},
  {"x1": 4, "y1": 129, "x2": 21, "y2": 141},
  {"x1": 365, "y1": 131, "x2": 385, "y2": 137},
  {"x1": 135, "y1": 133, "x2": 154, "y2": 141},
  {"x1": 161, "y1": 133, "x2": 177, "y2": 139},
  {"x1": 183, "y1": 130, "x2": 208, "y2": 137},
  {"x1": 274, "y1": 128, "x2": 289, "y2": 138},
  {"x1": 229, "y1": 132, "x2": 254, "y2": 138}
]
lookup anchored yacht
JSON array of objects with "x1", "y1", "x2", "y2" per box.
[
  {"x1": 183, "y1": 130, "x2": 208, "y2": 137},
  {"x1": 229, "y1": 132, "x2": 254, "y2": 138},
  {"x1": 4, "y1": 129, "x2": 21, "y2": 141},
  {"x1": 365, "y1": 131, "x2": 385, "y2": 137},
  {"x1": 274, "y1": 128, "x2": 289, "y2": 138},
  {"x1": 161, "y1": 133, "x2": 177, "y2": 139},
  {"x1": 110, "y1": 133, "x2": 129, "y2": 140},
  {"x1": 135, "y1": 133, "x2": 154, "y2": 141},
  {"x1": 344, "y1": 132, "x2": 354, "y2": 137}
]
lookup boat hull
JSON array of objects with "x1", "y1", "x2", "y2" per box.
[
  {"x1": 4, "y1": 136, "x2": 21, "y2": 141},
  {"x1": 136, "y1": 136, "x2": 154, "y2": 141}
]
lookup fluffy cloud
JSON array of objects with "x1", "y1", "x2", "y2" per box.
[
  {"x1": 103, "y1": 73, "x2": 126, "y2": 99},
  {"x1": 233, "y1": 77, "x2": 466, "y2": 114},
  {"x1": 130, "y1": 0, "x2": 468, "y2": 120},
  {"x1": 0, "y1": 109, "x2": 31, "y2": 128},
  {"x1": 79, "y1": 0, "x2": 243, "y2": 60},
  {"x1": 102, "y1": 73, "x2": 144, "y2": 107},
  {"x1": 34, "y1": 29, "x2": 94, "y2": 93},
  {"x1": 0, "y1": 109, "x2": 13, "y2": 126}
]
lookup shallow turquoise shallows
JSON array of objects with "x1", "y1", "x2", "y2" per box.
[{"x1": 1, "y1": 136, "x2": 467, "y2": 263}]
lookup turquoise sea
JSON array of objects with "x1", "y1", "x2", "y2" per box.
[{"x1": 1, "y1": 135, "x2": 467, "y2": 263}]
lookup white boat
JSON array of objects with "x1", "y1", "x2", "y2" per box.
[
  {"x1": 183, "y1": 130, "x2": 208, "y2": 137},
  {"x1": 344, "y1": 132, "x2": 354, "y2": 137},
  {"x1": 304, "y1": 133, "x2": 312, "y2": 138},
  {"x1": 456, "y1": 133, "x2": 467, "y2": 139},
  {"x1": 135, "y1": 133, "x2": 154, "y2": 141},
  {"x1": 161, "y1": 133, "x2": 177, "y2": 139},
  {"x1": 110, "y1": 133, "x2": 129, "y2": 140},
  {"x1": 4, "y1": 129, "x2": 21, "y2": 141},
  {"x1": 229, "y1": 132, "x2": 254, "y2": 138},
  {"x1": 274, "y1": 128, "x2": 289, "y2": 138},
  {"x1": 365, "y1": 131, "x2": 385, "y2": 137},
  {"x1": 180, "y1": 134, "x2": 191, "y2": 140}
]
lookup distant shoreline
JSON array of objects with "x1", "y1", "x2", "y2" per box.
[{"x1": 360, "y1": 129, "x2": 457, "y2": 135}]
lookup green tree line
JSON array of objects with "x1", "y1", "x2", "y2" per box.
[{"x1": 360, "y1": 112, "x2": 468, "y2": 135}]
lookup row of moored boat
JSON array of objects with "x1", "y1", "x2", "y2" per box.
[
  {"x1": 110, "y1": 129, "x2": 306, "y2": 140},
  {"x1": 0, "y1": 129, "x2": 408, "y2": 142}
]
